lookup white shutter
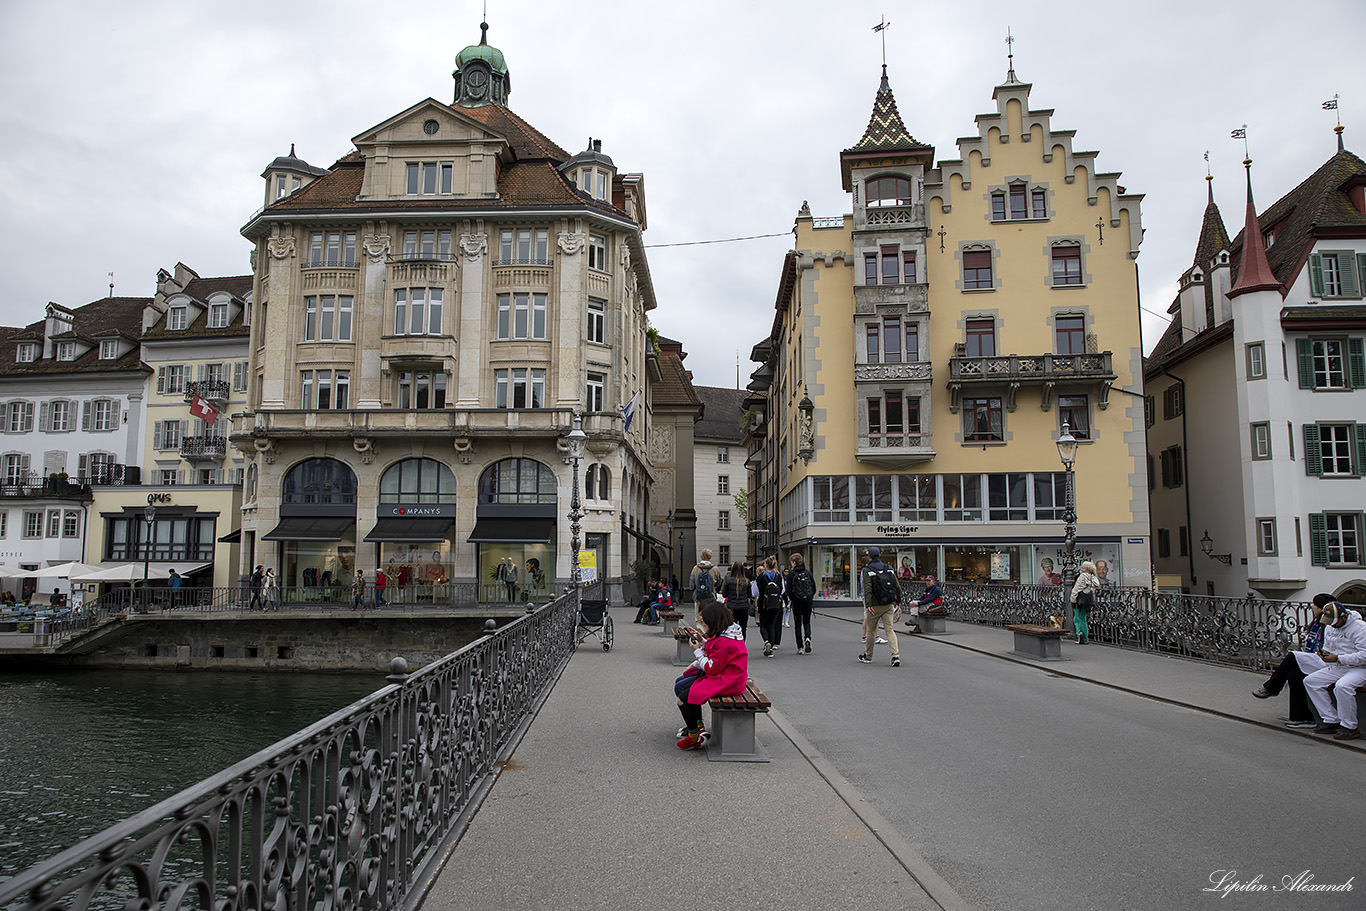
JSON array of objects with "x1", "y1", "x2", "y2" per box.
[
  {"x1": 153, "y1": 421, "x2": 163, "y2": 450},
  {"x1": 115, "y1": 402, "x2": 122, "y2": 429},
  {"x1": 22, "y1": 403, "x2": 33, "y2": 432},
  {"x1": 233, "y1": 361, "x2": 247, "y2": 392},
  {"x1": 78, "y1": 454, "x2": 88, "y2": 478},
  {"x1": 156, "y1": 367, "x2": 166, "y2": 394},
  {"x1": 197, "y1": 363, "x2": 206, "y2": 382},
  {"x1": 20, "y1": 454, "x2": 30, "y2": 475},
  {"x1": 81, "y1": 401, "x2": 91, "y2": 431},
  {"x1": 39, "y1": 402, "x2": 49, "y2": 432}
]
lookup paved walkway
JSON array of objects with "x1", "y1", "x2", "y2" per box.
[{"x1": 422, "y1": 609, "x2": 1361, "y2": 911}]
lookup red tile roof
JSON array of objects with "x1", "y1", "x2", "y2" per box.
[{"x1": 0, "y1": 297, "x2": 151, "y2": 376}]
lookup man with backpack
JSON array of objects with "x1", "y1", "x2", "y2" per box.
[
  {"x1": 788, "y1": 553, "x2": 817, "y2": 654},
  {"x1": 859, "y1": 547, "x2": 901, "y2": 667},
  {"x1": 750, "y1": 555, "x2": 786, "y2": 657},
  {"x1": 688, "y1": 548, "x2": 726, "y2": 620}
]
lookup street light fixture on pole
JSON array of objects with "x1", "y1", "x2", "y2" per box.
[
  {"x1": 142, "y1": 503, "x2": 157, "y2": 612},
  {"x1": 1056, "y1": 422, "x2": 1079, "y2": 633},
  {"x1": 566, "y1": 414, "x2": 587, "y2": 590}
]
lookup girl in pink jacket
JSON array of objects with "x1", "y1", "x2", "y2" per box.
[{"x1": 674, "y1": 601, "x2": 749, "y2": 749}]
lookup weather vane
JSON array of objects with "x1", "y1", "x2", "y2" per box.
[
  {"x1": 872, "y1": 17, "x2": 891, "y2": 66},
  {"x1": 1005, "y1": 28, "x2": 1016, "y2": 80},
  {"x1": 1323, "y1": 94, "x2": 1340, "y2": 124},
  {"x1": 1231, "y1": 124, "x2": 1250, "y2": 163}
]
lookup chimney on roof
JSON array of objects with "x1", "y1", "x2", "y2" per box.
[{"x1": 593, "y1": 139, "x2": 602, "y2": 153}]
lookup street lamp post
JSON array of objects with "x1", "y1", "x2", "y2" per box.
[
  {"x1": 1056, "y1": 422, "x2": 1079, "y2": 633},
  {"x1": 142, "y1": 503, "x2": 157, "y2": 612},
  {"x1": 566, "y1": 414, "x2": 587, "y2": 591}
]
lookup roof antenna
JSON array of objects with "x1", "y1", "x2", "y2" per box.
[
  {"x1": 1324, "y1": 95, "x2": 1344, "y2": 151},
  {"x1": 872, "y1": 17, "x2": 891, "y2": 67},
  {"x1": 1005, "y1": 27, "x2": 1017, "y2": 82}
]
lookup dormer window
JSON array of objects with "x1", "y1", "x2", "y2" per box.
[
  {"x1": 168, "y1": 305, "x2": 188, "y2": 331},
  {"x1": 99, "y1": 340, "x2": 119, "y2": 360},
  {"x1": 15, "y1": 343, "x2": 36, "y2": 363},
  {"x1": 406, "y1": 161, "x2": 454, "y2": 195},
  {"x1": 1220, "y1": 251, "x2": 1230, "y2": 263},
  {"x1": 1192, "y1": 270, "x2": 1204, "y2": 284},
  {"x1": 56, "y1": 342, "x2": 76, "y2": 362},
  {"x1": 578, "y1": 168, "x2": 609, "y2": 201},
  {"x1": 1262, "y1": 230, "x2": 1274, "y2": 249},
  {"x1": 208, "y1": 301, "x2": 229, "y2": 328},
  {"x1": 866, "y1": 176, "x2": 912, "y2": 208}
]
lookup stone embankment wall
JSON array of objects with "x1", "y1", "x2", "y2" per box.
[{"x1": 52, "y1": 615, "x2": 508, "y2": 672}]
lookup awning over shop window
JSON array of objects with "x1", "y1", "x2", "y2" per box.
[
  {"x1": 364, "y1": 517, "x2": 455, "y2": 542},
  {"x1": 217, "y1": 529, "x2": 241, "y2": 543},
  {"x1": 467, "y1": 517, "x2": 555, "y2": 544},
  {"x1": 621, "y1": 523, "x2": 669, "y2": 549},
  {"x1": 262, "y1": 516, "x2": 356, "y2": 541}
]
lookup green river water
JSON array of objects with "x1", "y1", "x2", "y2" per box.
[{"x1": 0, "y1": 668, "x2": 384, "y2": 884}]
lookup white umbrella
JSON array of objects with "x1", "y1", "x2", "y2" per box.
[
  {"x1": 28, "y1": 562, "x2": 100, "y2": 579},
  {"x1": 70, "y1": 563, "x2": 173, "y2": 582},
  {"x1": 0, "y1": 565, "x2": 24, "y2": 578}
]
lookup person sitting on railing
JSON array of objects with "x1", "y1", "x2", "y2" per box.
[{"x1": 1252, "y1": 593, "x2": 1333, "y2": 728}]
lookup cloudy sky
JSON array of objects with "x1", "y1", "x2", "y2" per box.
[{"x1": 1, "y1": 0, "x2": 1360, "y2": 389}]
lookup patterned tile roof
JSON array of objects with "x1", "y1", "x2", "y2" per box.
[
  {"x1": 844, "y1": 68, "x2": 932, "y2": 155},
  {"x1": 693, "y1": 385, "x2": 747, "y2": 443}
]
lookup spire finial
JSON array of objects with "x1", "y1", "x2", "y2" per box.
[
  {"x1": 479, "y1": 20, "x2": 488, "y2": 45},
  {"x1": 872, "y1": 17, "x2": 891, "y2": 68},
  {"x1": 289, "y1": 143, "x2": 296, "y2": 157},
  {"x1": 1204, "y1": 150, "x2": 1213, "y2": 204},
  {"x1": 1336, "y1": 122, "x2": 1346, "y2": 152},
  {"x1": 1005, "y1": 27, "x2": 1017, "y2": 82}
]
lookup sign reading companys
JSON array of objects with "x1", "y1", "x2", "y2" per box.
[
  {"x1": 379, "y1": 504, "x2": 456, "y2": 518},
  {"x1": 875, "y1": 526, "x2": 920, "y2": 537}
]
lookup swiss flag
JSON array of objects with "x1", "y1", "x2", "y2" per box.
[{"x1": 190, "y1": 394, "x2": 220, "y2": 426}]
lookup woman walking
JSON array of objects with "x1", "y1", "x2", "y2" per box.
[
  {"x1": 1070, "y1": 561, "x2": 1100, "y2": 644},
  {"x1": 721, "y1": 562, "x2": 752, "y2": 640},
  {"x1": 263, "y1": 568, "x2": 279, "y2": 611}
]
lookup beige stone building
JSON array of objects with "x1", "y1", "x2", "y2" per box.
[{"x1": 232, "y1": 25, "x2": 656, "y2": 603}]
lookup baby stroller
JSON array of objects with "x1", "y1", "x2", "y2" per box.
[{"x1": 575, "y1": 597, "x2": 614, "y2": 651}]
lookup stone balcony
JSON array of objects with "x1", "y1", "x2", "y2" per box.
[
  {"x1": 856, "y1": 430, "x2": 935, "y2": 470},
  {"x1": 854, "y1": 361, "x2": 932, "y2": 385},
  {"x1": 947, "y1": 351, "x2": 1116, "y2": 412}
]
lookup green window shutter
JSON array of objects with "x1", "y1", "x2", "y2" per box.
[
  {"x1": 1339, "y1": 252, "x2": 1361, "y2": 298},
  {"x1": 1296, "y1": 338, "x2": 1316, "y2": 389},
  {"x1": 1309, "y1": 253, "x2": 1325, "y2": 297},
  {"x1": 1303, "y1": 424, "x2": 1322, "y2": 476},
  {"x1": 1348, "y1": 337, "x2": 1366, "y2": 389},
  {"x1": 1358, "y1": 253, "x2": 1366, "y2": 293},
  {"x1": 1308, "y1": 513, "x2": 1328, "y2": 566},
  {"x1": 1356, "y1": 423, "x2": 1366, "y2": 477}
]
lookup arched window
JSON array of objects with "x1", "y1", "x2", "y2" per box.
[
  {"x1": 479, "y1": 458, "x2": 557, "y2": 505},
  {"x1": 585, "y1": 464, "x2": 611, "y2": 501},
  {"x1": 380, "y1": 458, "x2": 456, "y2": 504},
  {"x1": 282, "y1": 457, "x2": 357, "y2": 505},
  {"x1": 866, "y1": 176, "x2": 912, "y2": 208}
]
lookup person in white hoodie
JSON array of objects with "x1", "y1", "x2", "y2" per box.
[{"x1": 1301, "y1": 602, "x2": 1366, "y2": 740}]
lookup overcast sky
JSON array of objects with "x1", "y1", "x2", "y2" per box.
[{"x1": 1, "y1": 0, "x2": 1361, "y2": 389}]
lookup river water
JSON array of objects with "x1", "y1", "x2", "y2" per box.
[{"x1": 0, "y1": 669, "x2": 384, "y2": 884}]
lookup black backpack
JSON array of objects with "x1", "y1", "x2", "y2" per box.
[
  {"x1": 868, "y1": 567, "x2": 901, "y2": 606},
  {"x1": 790, "y1": 567, "x2": 816, "y2": 602},
  {"x1": 760, "y1": 571, "x2": 783, "y2": 610}
]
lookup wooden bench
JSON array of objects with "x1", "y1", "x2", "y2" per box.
[
  {"x1": 706, "y1": 680, "x2": 772, "y2": 762},
  {"x1": 1005, "y1": 623, "x2": 1069, "y2": 661},
  {"x1": 672, "y1": 627, "x2": 696, "y2": 666},
  {"x1": 658, "y1": 610, "x2": 683, "y2": 635}
]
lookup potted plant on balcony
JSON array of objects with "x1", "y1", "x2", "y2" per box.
[{"x1": 48, "y1": 472, "x2": 69, "y2": 494}]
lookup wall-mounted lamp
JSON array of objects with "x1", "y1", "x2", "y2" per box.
[{"x1": 1199, "y1": 530, "x2": 1232, "y2": 565}]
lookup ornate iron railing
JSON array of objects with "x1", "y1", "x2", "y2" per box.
[
  {"x1": 0, "y1": 588, "x2": 579, "y2": 911},
  {"x1": 936, "y1": 582, "x2": 1320, "y2": 671}
]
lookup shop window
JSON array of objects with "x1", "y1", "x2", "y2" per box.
[
  {"x1": 812, "y1": 476, "x2": 849, "y2": 522},
  {"x1": 1032, "y1": 473, "x2": 1068, "y2": 520},
  {"x1": 479, "y1": 458, "x2": 557, "y2": 505},
  {"x1": 895, "y1": 474, "x2": 936, "y2": 521},
  {"x1": 283, "y1": 457, "x2": 357, "y2": 505},
  {"x1": 379, "y1": 458, "x2": 455, "y2": 504},
  {"x1": 942, "y1": 474, "x2": 982, "y2": 521},
  {"x1": 854, "y1": 475, "x2": 892, "y2": 522},
  {"x1": 987, "y1": 473, "x2": 1029, "y2": 521}
]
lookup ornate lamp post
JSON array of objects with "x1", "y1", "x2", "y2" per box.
[
  {"x1": 566, "y1": 414, "x2": 587, "y2": 589},
  {"x1": 1200, "y1": 531, "x2": 1232, "y2": 565},
  {"x1": 1056, "y1": 422, "x2": 1079, "y2": 632},
  {"x1": 142, "y1": 502, "x2": 157, "y2": 611}
]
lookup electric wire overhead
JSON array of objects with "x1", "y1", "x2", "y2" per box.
[{"x1": 643, "y1": 232, "x2": 790, "y2": 249}]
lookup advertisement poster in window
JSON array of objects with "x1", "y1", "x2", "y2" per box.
[
  {"x1": 577, "y1": 550, "x2": 597, "y2": 584},
  {"x1": 1034, "y1": 542, "x2": 1120, "y2": 586},
  {"x1": 990, "y1": 551, "x2": 1012, "y2": 581}
]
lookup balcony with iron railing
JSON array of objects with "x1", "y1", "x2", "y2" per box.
[
  {"x1": 184, "y1": 380, "x2": 230, "y2": 404},
  {"x1": 947, "y1": 351, "x2": 1116, "y2": 412},
  {"x1": 0, "y1": 464, "x2": 136, "y2": 499},
  {"x1": 180, "y1": 435, "x2": 228, "y2": 461}
]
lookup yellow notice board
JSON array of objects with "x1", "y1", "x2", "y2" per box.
[{"x1": 577, "y1": 550, "x2": 597, "y2": 584}]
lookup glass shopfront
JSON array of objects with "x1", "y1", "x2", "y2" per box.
[
  {"x1": 368, "y1": 459, "x2": 458, "y2": 602},
  {"x1": 471, "y1": 458, "x2": 558, "y2": 603},
  {"x1": 944, "y1": 544, "x2": 1022, "y2": 584},
  {"x1": 266, "y1": 458, "x2": 358, "y2": 594},
  {"x1": 283, "y1": 532, "x2": 356, "y2": 594},
  {"x1": 478, "y1": 542, "x2": 555, "y2": 602}
]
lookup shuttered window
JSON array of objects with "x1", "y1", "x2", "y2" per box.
[{"x1": 1308, "y1": 251, "x2": 1364, "y2": 299}]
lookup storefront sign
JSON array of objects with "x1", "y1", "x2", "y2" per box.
[
  {"x1": 147, "y1": 493, "x2": 172, "y2": 505},
  {"x1": 875, "y1": 525, "x2": 920, "y2": 537},
  {"x1": 379, "y1": 504, "x2": 456, "y2": 518}
]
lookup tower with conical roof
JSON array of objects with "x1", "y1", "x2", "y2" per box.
[{"x1": 1176, "y1": 175, "x2": 1233, "y2": 339}]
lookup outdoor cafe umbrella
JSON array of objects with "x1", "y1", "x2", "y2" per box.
[
  {"x1": 69, "y1": 563, "x2": 173, "y2": 582},
  {"x1": 28, "y1": 562, "x2": 100, "y2": 579}
]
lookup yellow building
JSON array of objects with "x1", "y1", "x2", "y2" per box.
[{"x1": 750, "y1": 64, "x2": 1150, "y2": 599}]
